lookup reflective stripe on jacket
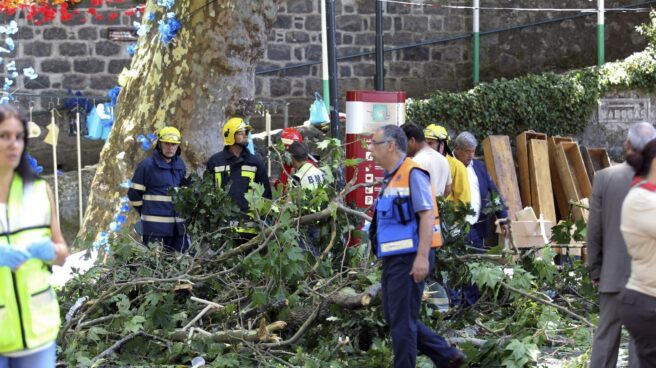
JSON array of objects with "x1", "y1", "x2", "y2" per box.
[
  {"x1": 205, "y1": 147, "x2": 272, "y2": 234},
  {"x1": 374, "y1": 158, "x2": 442, "y2": 256},
  {"x1": 128, "y1": 151, "x2": 186, "y2": 237},
  {"x1": 0, "y1": 174, "x2": 57, "y2": 354}
]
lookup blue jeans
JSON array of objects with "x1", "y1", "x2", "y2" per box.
[
  {"x1": 0, "y1": 344, "x2": 56, "y2": 368},
  {"x1": 381, "y1": 249, "x2": 460, "y2": 367}
]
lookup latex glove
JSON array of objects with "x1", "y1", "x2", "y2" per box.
[
  {"x1": 26, "y1": 238, "x2": 56, "y2": 262},
  {"x1": 0, "y1": 245, "x2": 31, "y2": 270}
]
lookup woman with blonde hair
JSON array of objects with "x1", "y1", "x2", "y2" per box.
[{"x1": 0, "y1": 104, "x2": 68, "y2": 368}]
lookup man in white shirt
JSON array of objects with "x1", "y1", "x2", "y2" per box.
[
  {"x1": 402, "y1": 123, "x2": 452, "y2": 196},
  {"x1": 288, "y1": 141, "x2": 325, "y2": 190}
]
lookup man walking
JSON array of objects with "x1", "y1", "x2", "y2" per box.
[
  {"x1": 587, "y1": 122, "x2": 656, "y2": 368},
  {"x1": 368, "y1": 125, "x2": 464, "y2": 368}
]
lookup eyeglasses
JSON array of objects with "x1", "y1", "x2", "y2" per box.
[{"x1": 367, "y1": 139, "x2": 390, "y2": 146}]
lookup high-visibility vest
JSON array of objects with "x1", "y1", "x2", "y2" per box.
[
  {"x1": 374, "y1": 158, "x2": 442, "y2": 257},
  {"x1": 0, "y1": 174, "x2": 58, "y2": 354},
  {"x1": 291, "y1": 162, "x2": 325, "y2": 190}
]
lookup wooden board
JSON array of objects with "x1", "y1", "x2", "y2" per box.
[
  {"x1": 547, "y1": 136, "x2": 573, "y2": 221},
  {"x1": 588, "y1": 148, "x2": 611, "y2": 171},
  {"x1": 580, "y1": 146, "x2": 596, "y2": 185},
  {"x1": 482, "y1": 135, "x2": 522, "y2": 219},
  {"x1": 516, "y1": 131, "x2": 547, "y2": 208},
  {"x1": 528, "y1": 140, "x2": 556, "y2": 223},
  {"x1": 555, "y1": 141, "x2": 592, "y2": 221}
]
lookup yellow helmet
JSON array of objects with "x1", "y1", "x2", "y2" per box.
[
  {"x1": 222, "y1": 117, "x2": 252, "y2": 146},
  {"x1": 158, "y1": 126, "x2": 182, "y2": 144},
  {"x1": 424, "y1": 124, "x2": 449, "y2": 141}
]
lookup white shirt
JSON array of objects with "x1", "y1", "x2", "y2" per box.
[
  {"x1": 466, "y1": 162, "x2": 481, "y2": 225},
  {"x1": 412, "y1": 146, "x2": 452, "y2": 196},
  {"x1": 292, "y1": 162, "x2": 325, "y2": 190}
]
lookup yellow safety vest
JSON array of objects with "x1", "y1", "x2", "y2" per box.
[{"x1": 0, "y1": 174, "x2": 58, "y2": 354}]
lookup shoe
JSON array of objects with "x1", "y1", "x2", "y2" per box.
[{"x1": 446, "y1": 350, "x2": 466, "y2": 368}]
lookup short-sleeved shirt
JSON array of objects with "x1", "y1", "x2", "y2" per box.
[
  {"x1": 382, "y1": 156, "x2": 434, "y2": 214},
  {"x1": 412, "y1": 146, "x2": 451, "y2": 196}
]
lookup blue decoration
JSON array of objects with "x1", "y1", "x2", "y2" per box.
[
  {"x1": 5, "y1": 37, "x2": 14, "y2": 51},
  {"x1": 108, "y1": 86, "x2": 121, "y2": 106},
  {"x1": 137, "y1": 133, "x2": 157, "y2": 151},
  {"x1": 3, "y1": 78, "x2": 13, "y2": 91},
  {"x1": 157, "y1": 0, "x2": 175, "y2": 10},
  {"x1": 120, "y1": 179, "x2": 132, "y2": 189},
  {"x1": 145, "y1": 11, "x2": 156, "y2": 22},
  {"x1": 26, "y1": 153, "x2": 43, "y2": 175},
  {"x1": 62, "y1": 90, "x2": 94, "y2": 114},
  {"x1": 134, "y1": 21, "x2": 150, "y2": 37},
  {"x1": 127, "y1": 43, "x2": 138, "y2": 56},
  {"x1": 0, "y1": 21, "x2": 18, "y2": 35},
  {"x1": 158, "y1": 13, "x2": 181, "y2": 45},
  {"x1": 22, "y1": 67, "x2": 37, "y2": 80}
]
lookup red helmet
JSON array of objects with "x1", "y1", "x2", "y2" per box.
[{"x1": 281, "y1": 127, "x2": 303, "y2": 148}]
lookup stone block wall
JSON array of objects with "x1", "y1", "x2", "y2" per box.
[{"x1": 0, "y1": 0, "x2": 650, "y2": 132}]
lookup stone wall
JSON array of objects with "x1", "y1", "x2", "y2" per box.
[{"x1": 1, "y1": 2, "x2": 133, "y2": 105}]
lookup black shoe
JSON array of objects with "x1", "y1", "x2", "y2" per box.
[{"x1": 446, "y1": 350, "x2": 466, "y2": 368}]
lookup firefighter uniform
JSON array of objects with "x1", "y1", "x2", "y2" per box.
[
  {"x1": 0, "y1": 175, "x2": 59, "y2": 356},
  {"x1": 128, "y1": 128, "x2": 188, "y2": 252}
]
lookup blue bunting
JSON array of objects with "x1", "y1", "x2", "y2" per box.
[
  {"x1": 108, "y1": 86, "x2": 121, "y2": 106},
  {"x1": 158, "y1": 13, "x2": 181, "y2": 45},
  {"x1": 157, "y1": 0, "x2": 175, "y2": 10},
  {"x1": 127, "y1": 43, "x2": 138, "y2": 56},
  {"x1": 145, "y1": 11, "x2": 156, "y2": 22},
  {"x1": 137, "y1": 133, "x2": 158, "y2": 151},
  {"x1": 26, "y1": 153, "x2": 43, "y2": 175},
  {"x1": 62, "y1": 90, "x2": 94, "y2": 113}
]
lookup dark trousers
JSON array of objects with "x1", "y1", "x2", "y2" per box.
[
  {"x1": 591, "y1": 292, "x2": 639, "y2": 368},
  {"x1": 619, "y1": 288, "x2": 656, "y2": 368},
  {"x1": 143, "y1": 226, "x2": 189, "y2": 253},
  {"x1": 382, "y1": 249, "x2": 459, "y2": 368},
  {"x1": 456, "y1": 227, "x2": 485, "y2": 306}
]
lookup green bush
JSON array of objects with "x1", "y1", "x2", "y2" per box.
[{"x1": 407, "y1": 50, "x2": 656, "y2": 139}]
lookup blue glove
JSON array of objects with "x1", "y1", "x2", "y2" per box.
[
  {"x1": 26, "y1": 238, "x2": 56, "y2": 262},
  {"x1": 0, "y1": 245, "x2": 31, "y2": 270}
]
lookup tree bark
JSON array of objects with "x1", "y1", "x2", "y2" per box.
[{"x1": 80, "y1": 0, "x2": 278, "y2": 238}]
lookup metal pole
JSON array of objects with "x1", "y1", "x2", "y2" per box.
[
  {"x1": 266, "y1": 110, "x2": 271, "y2": 176},
  {"x1": 76, "y1": 110, "x2": 83, "y2": 227},
  {"x1": 597, "y1": 0, "x2": 605, "y2": 66},
  {"x1": 320, "y1": 0, "x2": 331, "y2": 112},
  {"x1": 50, "y1": 109, "x2": 60, "y2": 223},
  {"x1": 375, "y1": 0, "x2": 384, "y2": 90},
  {"x1": 473, "y1": 0, "x2": 480, "y2": 85},
  {"x1": 326, "y1": 0, "x2": 340, "y2": 140}
]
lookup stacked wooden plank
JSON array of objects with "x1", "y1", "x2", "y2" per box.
[{"x1": 482, "y1": 131, "x2": 613, "y2": 256}]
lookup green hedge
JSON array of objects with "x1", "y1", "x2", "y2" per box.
[{"x1": 407, "y1": 50, "x2": 656, "y2": 139}]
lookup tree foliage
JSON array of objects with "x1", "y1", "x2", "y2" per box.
[{"x1": 58, "y1": 140, "x2": 598, "y2": 367}]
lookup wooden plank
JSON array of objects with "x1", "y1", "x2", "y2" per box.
[
  {"x1": 547, "y1": 136, "x2": 573, "y2": 221},
  {"x1": 555, "y1": 142, "x2": 592, "y2": 221},
  {"x1": 516, "y1": 131, "x2": 547, "y2": 208},
  {"x1": 580, "y1": 146, "x2": 596, "y2": 185},
  {"x1": 588, "y1": 148, "x2": 611, "y2": 171},
  {"x1": 482, "y1": 135, "x2": 522, "y2": 219},
  {"x1": 528, "y1": 140, "x2": 556, "y2": 223}
]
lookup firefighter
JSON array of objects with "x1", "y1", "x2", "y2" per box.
[
  {"x1": 206, "y1": 117, "x2": 271, "y2": 236},
  {"x1": 128, "y1": 126, "x2": 189, "y2": 252},
  {"x1": 424, "y1": 124, "x2": 471, "y2": 205}
]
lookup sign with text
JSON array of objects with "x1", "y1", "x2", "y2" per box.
[{"x1": 598, "y1": 98, "x2": 651, "y2": 124}]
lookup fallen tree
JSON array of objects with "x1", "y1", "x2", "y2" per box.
[{"x1": 58, "y1": 139, "x2": 598, "y2": 367}]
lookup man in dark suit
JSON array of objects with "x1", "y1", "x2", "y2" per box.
[
  {"x1": 587, "y1": 122, "x2": 656, "y2": 368},
  {"x1": 453, "y1": 132, "x2": 509, "y2": 249},
  {"x1": 453, "y1": 132, "x2": 509, "y2": 305}
]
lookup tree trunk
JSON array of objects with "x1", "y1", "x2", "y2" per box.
[{"x1": 80, "y1": 0, "x2": 278, "y2": 238}]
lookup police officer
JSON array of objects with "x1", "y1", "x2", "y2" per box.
[
  {"x1": 424, "y1": 124, "x2": 471, "y2": 205},
  {"x1": 128, "y1": 126, "x2": 188, "y2": 252},
  {"x1": 368, "y1": 125, "x2": 464, "y2": 368},
  {"x1": 0, "y1": 104, "x2": 69, "y2": 367},
  {"x1": 206, "y1": 117, "x2": 271, "y2": 236}
]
